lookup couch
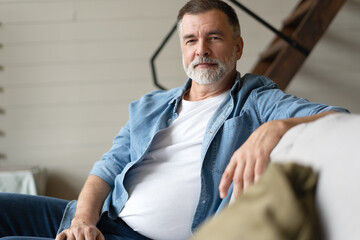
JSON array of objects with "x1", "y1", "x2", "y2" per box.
[
  {"x1": 271, "y1": 113, "x2": 360, "y2": 240},
  {"x1": 192, "y1": 113, "x2": 360, "y2": 240}
]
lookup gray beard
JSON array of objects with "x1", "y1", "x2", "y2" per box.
[{"x1": 183, "y1": 49, "x2": 237, "y2": 85}]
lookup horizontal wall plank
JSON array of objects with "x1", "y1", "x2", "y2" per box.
[
  {"x1": 0, "y1": 40, "x2": 181, "y2": 65},
  {"x1": 0, "y1": 61, "x2": 153, "y2": 84},
  {"x1": 0, "y1": 35, "x2": 182, "y2": 66},
  {"x1": 5, "y1": 123, "x2": 121, "y2": 147},
  {"x1": 0, "y1": 0, "x2": 63, "y2": 2},
  {"x1": 3, "y1": 81, "x2": 155, "y2": 107},
  {"x1": 0, "y1": 1, "x2": 74, "y2": 23},
  {"x1": 0, "y1": 0, "x2": 297, "y2": 24},
  {"x1": 74, "y1": 0, "x2": 296, "y2": 21},
  {"x1": 0, "y1": 19, "x2": 176, "y2": 43},
  {"x1": 0, "y1": 59, "x2": 186, "y2": 88},
  {"x1": 4, "y1": 143, "x2": 108, "y2": 164},
  {"x1": 74, "y1": 0, "x2": 186, "y2": 21},
  {"x1": 5, "y1": 103, "x2": 129, "y2": 126}
]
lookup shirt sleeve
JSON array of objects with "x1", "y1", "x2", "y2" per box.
[
  {"x1": 251, "y1": 79, "x2": 349, "y2": 123},
  {"x1": 89, "y1": 121, "x2": 131, "y2": 188}
]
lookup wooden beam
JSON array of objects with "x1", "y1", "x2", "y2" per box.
[{"x1": 251, "y1": 0, "x2": 347, "y2": 90}]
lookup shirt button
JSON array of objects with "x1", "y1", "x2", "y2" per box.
[
  {"x1": 202, "y1": 200, "x2": 206, "y2": 204},
  {"x1": 209, "y1": 131, "x2": 213, "y2": 134},
  {"x1": 168, "y1": 119, "x2": 171, "y2": 123}
]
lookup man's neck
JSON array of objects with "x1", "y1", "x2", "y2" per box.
[{"x1": 184, "y1": 71, "x2": 236, "y2": 101}]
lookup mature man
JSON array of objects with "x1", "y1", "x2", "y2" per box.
[{"x1": 0, "y1": 0, "x2": 348, "y2": 240}]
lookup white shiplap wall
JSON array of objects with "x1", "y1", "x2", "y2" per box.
[
  {"x1": 0, "y1": 0, "x2": 189, "y2": 199},
  {"x1": 0, "y1": 0, "x2": 359, "y2": 199}
]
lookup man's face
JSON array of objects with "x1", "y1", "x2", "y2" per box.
[{"x1": 180, "y1": 10, "x2": 243, "y2": 85}]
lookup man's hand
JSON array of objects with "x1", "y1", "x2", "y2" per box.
[
  {"x1": 55, "y1": 175, "x2": 111, "y2": 240},
  {"x1": 56, "y1": 219, "x2": 104, "y2": 240},
  {"x1": 218, "y1": 111, "x2": 337, "y2": 200},
  {"x1": 219, "y1": 120, "x2": 288, "y2": 200}
]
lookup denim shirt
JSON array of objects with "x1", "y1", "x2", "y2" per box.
[{"x1": 59, "y1": 73, "x2": 348, "y2": 233}]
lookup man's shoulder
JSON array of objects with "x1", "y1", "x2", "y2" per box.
[
  {"x1": 231, "y1": 73, "x2": 280, "y2": 102},
  {"x1": 130, "y1": 85, "x2": 184, "y2": 107},
  {"x1": 240, "y1": 73, "x2": 278, "y2": 90}
]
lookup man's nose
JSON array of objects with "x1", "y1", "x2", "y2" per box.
[{"x1": 196, "y1": 40, "x2": 210, "y2": 57}]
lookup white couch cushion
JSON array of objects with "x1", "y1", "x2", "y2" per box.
[{"x1": 271, "y1": 113, "x2": 360, "y2": 240}]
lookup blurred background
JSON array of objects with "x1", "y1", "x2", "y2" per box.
[{"x1": 0, "y1": 0, "x2": 359, "y2": 199}]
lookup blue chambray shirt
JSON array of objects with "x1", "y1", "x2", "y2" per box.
[{"x1": 59, "y1": 73, "x2": 348, "y2": 233}]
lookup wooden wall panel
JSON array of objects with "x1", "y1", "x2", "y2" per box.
[
  {"x1": 0, "y1": 19, "x2": 175, "y2": 43},
  {"x1": 0, "y1": 1, "x2": 74, "y2": 23},
  {"x1": 3, "y1": 82, "x2": 150, "y2": 106},
  {"x1": 0, "y1": 62, "x2": 152, "y2": 84},
  {"x1": 73, "y1": 0, "x2": 186, "y2": 20},
  {"x1": 5, "y1": 103, "x2": 129, "y2": 126},
  {"x1": 0, "y1": 41, "x2": 174, "y2": 64}
]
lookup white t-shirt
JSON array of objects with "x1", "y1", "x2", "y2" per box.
[{"x1": 119, "y1": 91, "x2": 229, "y2": 240}]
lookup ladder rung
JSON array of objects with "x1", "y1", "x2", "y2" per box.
[{"x1": 283, "y1": 0, "x2": 314, "y2": 28}]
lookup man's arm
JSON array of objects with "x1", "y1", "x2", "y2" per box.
[
  {"x1": 56, "y1": 175, "x2": 111, "y2": 240},
  {"x1": 219, "y1": 111, "x2": 338, "y2": 200}
]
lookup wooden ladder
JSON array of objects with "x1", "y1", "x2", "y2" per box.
[{"x1": 250, "y1": 0, "x2": 346, "y2": 90}]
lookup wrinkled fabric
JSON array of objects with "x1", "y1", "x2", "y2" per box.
[{"x1": 192, "y1": 162, "x2": 320, "y2": 240}]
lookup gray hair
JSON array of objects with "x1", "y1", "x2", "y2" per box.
[{"x1": 177, "y1": 0, "x2": 241, "y2": 38}]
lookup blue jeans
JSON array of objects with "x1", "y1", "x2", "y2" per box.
[{"x1": 0, "y1": 193, "x2": 151, "y2": 240}]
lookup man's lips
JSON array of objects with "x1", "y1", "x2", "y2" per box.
[{"x1": 194, "y1": 63, "x2": 217, "y2": 68}]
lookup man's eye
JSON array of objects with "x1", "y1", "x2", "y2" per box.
[
  {"x1": 210, "y1": 37, "x2": 220, "y2": 40},
  {"x1": 186, "y1": 39, "x2": 196, "y2": 44}
]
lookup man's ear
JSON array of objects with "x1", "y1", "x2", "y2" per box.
[{"x1": 235, "y1": 37, "x2": 244, "y2": 60}]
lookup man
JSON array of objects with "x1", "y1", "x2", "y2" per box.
[{"x1": 0, "y1": 0, "x2": 348, "y2": 240}]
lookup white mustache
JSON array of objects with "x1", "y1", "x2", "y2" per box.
[{"x1": 190, "y1": 57, "x2": 220, "y2": 68}]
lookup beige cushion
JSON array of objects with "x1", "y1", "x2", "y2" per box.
[{"x1": 191, "y1": 163, "x2": 319, "y2": 240}]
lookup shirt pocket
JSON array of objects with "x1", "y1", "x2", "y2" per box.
[
  {"x1": 210, "y1": 112, "x2": 253, "y2": 175},
  {"x1": 223, "y1": 110, "x2": 252, "y2": 133}
]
